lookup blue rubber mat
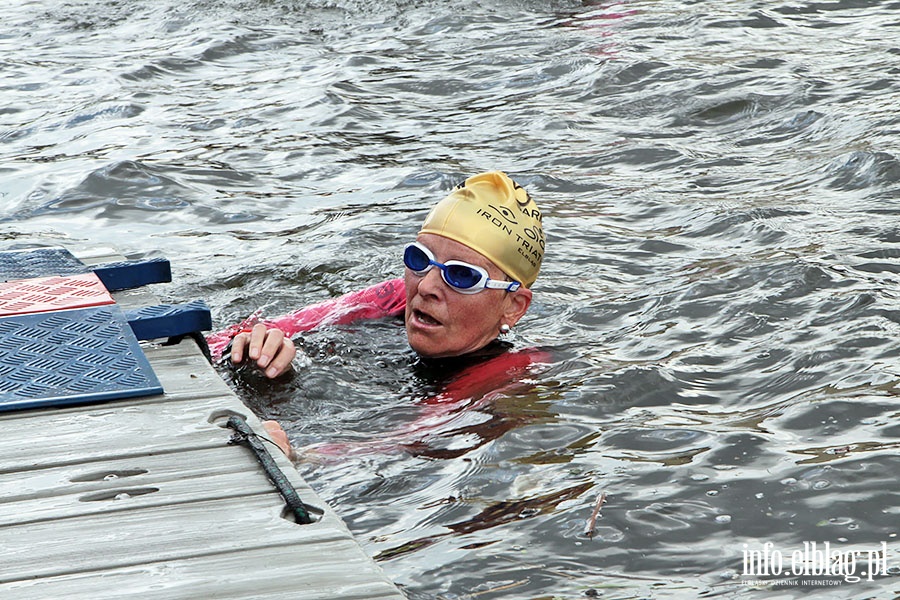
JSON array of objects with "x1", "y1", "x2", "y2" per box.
[
  {"x1": 0, "y1": 247, "x2": 86, "y2": 280},
  {"x1": 0, "y1": 305, "x2": 163, "y2": 412}
]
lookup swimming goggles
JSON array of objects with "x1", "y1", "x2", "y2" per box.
[{"x1": 403, "y1": 242, "x2": 521, "y2": 294}]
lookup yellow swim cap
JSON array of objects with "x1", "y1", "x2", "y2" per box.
[{"x1": 419, "y1": 171, "x2": 544, "y2": 288}]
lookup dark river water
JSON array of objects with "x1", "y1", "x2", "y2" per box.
[{"x1": 3, "y1": 0, "x2": 899, "y2": 598}]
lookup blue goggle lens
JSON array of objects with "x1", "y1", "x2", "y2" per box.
[
  {"x1": 444, "y1": 263, "x2": 481, "y2": 288},
  {"x1": 403, "y1": 244, "x2": 431, "y2": 272},
  {"x1": 403, "y1": 242, "x2": 521, "y2": 294}
]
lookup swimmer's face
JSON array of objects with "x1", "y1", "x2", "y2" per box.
[{"x1": 404, "y1": 233, "x2": 532, "y2": 358}]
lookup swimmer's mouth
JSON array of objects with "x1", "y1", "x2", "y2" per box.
[{"x1": 413, "y1": 309, "x2": 442, "y2": 327}]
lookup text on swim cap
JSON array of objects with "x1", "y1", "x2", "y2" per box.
[
  {"x1": 518, "y1": 206, "x2": 542, "y2": 222},
  {"x1": 478, "y1": 207, "x2": 516, "y2": 236},
  {"x1": 475, "y1": 207, "x2": 545, "y2": 270},
  {"x1": 481, "y1": 203, "x2": 542, "y2": 226},
  {"x1": 517, "y1": 235, "x2": 543, "y2": 268}
]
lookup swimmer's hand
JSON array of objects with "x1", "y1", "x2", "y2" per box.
[
  {"x1": 263, "y1": 419, "x2": 295, "y2": 460},
  {"x1": 229, "y1": 323, "x2": 296, "y2": 379}
]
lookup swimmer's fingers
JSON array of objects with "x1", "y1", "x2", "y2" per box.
[
  {"x1": 247, "y1": 323, "x2": 270, "y2": 362},
  {"x1": 229, "y1": 325, "x2": 295, "y2": 378},
  {"x1": 262, "y1": 335, "x2": 296, "y2": 378},
  {"x1": 229, "y1": 330, "x2": 252, "y2": 365},
  {"x1": 253, "y1": 326, "x2": 295, "y2": 378}
]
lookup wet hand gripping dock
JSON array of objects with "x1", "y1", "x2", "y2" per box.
[{"x1": 0, "y1": 247, "x2": 404, "y2": 600}]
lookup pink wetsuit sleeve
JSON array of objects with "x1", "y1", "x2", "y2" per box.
[{"x1": 206, "y1": 277, "x2": 406, "y2": 360}]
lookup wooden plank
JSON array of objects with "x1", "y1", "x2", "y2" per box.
[
  {"x1": 0, "y1": 494, "x2": 341, "y2": 582},
  {"x1": 0, "y1": 498, "x2": 401, "y2": 600},
  {"x1": 0, "y1": 447, "x2": 315, "y2": 527},
  {"x1": 0, "y1": 543, "x2": 403, "y2": 600},
  {"x1": 0, "y1": 393, "x2": 245, "y2": 470}
]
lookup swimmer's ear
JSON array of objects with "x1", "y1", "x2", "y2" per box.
[{"x1": 503, "y1": 287, "x2": 532, "y2": 328}]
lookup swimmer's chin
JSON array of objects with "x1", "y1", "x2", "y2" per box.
[
  {"x1": 407, "y1": 337, "x2": 441, "y2": 358},
  {"x1": 406, "y1": 333, "x2": 451, "y2": 359}
]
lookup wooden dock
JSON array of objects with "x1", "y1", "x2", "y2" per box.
[{"x1": 0, "y1": 249, "x2": 405, "y2": 600}]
